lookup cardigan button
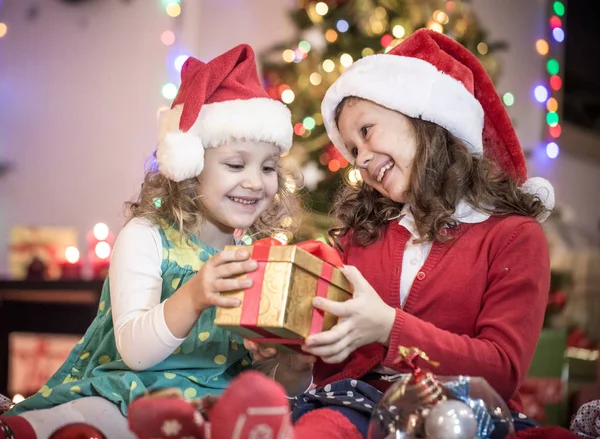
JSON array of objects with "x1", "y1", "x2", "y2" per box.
[{"x1": 416, "y1": 271, "x2": 426, "y2": 280}]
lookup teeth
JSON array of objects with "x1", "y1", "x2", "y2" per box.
[
  {"x1": 230, "y1": 197, "x2": 258, "y2": 205},
  {"x1": 377, "y1": 161, "x2": 394, "y2": 182}
]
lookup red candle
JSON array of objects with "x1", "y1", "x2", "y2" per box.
[
  {"x1": 60, "y1": 246, "x2": 82, "y2": 280},
  {"x1": 87, "y1": 223, "x2": 113, "y2": 279},
  {"x1": 91, "y1": 241, "x2": 111, "y2": 279}
]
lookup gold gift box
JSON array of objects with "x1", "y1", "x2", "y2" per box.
[{"x1": 215, "y1": 244, "x2": 353, "y2": 353}]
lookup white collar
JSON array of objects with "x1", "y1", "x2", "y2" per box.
[
  {"x1": 398, "y1": 200, "x2": 490, "y2": 239},
  {"x1": 453, "y1": 199, "x2": 491, "y2": 224},
  {"x1": 398, "y1": 204, "x2": 420, "y2": 239}
]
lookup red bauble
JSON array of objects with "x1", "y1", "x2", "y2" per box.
[{"x1": 49, "y1": 423, "x2": 106, "y2": 439}]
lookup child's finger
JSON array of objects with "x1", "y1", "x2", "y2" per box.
[
  {"x1": 212, "y1": 249, "x2": 251, "y2": 266},
  {"x1": 210, "y1": 294, "x2": 241, "y2": 308},
  {"x1": 340, "y1": 265, "x2": 366, "y2": 289},
  {"x1": 304, "y1": 321, "x2": 349, "y2": 347},
  {"x1": 252, "y1": 352, "x2": 269, "y2": 362},
  {"x1": 243, "y1": 339, "x2": 259, "y2": 351},
  {"x1": 312, "y1": 296, "x2": 350, "y2": 318},
  {"x1": 303, "y1": 335, "x2": 349, "y2": 359},
  {"x1": 212, "y1": 278, "x2": 253, "y2": 293},
  {"x1": 214, "y1": 259, "x2": 258, "y2": 279}
]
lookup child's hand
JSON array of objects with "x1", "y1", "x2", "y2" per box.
[
  {"x1": 302, "y1": 265, "x2": 396, "y2": 364},
  {"x1": 243, "y1": 339, "x2": 278, "y2": 361},
  {"x1": 191, "y1": 249, "x2": 257, "y2": 312},
  {"x1": 243, "y1": 340, "x2": 315, "y2": 373}
]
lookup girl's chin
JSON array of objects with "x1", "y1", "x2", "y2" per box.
[{"x1": 386, "y1": 188, "x2": 407, "y2": 204}]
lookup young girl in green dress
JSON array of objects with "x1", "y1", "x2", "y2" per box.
[{"x1": 0, "y1": 44, "x2": 311, "y2": 439}]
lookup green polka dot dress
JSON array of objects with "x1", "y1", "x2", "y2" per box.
[{"x1": 6, "y1": 223, "x2": 251, "y2": 416}]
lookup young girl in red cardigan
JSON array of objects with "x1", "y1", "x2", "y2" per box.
[
  {"x1": 287, "y1": 27, "x2": 555, "y2": 438},
  {"x1": 128, "y1": 29, "x2": 559, "y2": 439}
]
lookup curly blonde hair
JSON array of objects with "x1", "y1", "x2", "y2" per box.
[
  {"x1": 329, "y1": 97, "x2": 547, "y2": 247},
  {"x1": 125, "y1": 152, "x2": 302, "y2": 241}
]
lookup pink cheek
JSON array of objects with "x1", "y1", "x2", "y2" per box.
[{"x1": 359, "y1": 170, "x2": 371, "y2": 183}]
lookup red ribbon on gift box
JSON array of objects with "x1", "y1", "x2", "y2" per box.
[{"x1": 239, "y1": 239, "x2": 343, "y2": 350}]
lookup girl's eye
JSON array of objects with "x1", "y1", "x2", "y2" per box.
[
  {"x1": 226, "y1": 164, "x2": 244, "y2": 170},
  {"x1": 360, "y1": 125, "x2": 371, "y2": 137},
  {"x1": 351, "y1": 147, "x2": 358, "y2": 158},
  {"x1": 262, "y1": 166, "x2": 276, "y2": 173}
]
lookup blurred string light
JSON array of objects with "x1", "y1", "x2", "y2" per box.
[
  {"x1": 477, "y1": 42, "x2": 488, "y2": 55},
  {"x1": 160, "y1": 0, "x2": 188, "y2": 101},
  {"x1": 340, "y1": 53, "x2": 353, "y2": 67},
  {"x1": 433, "y1": 10, "x2": 449, "y2": 25},
  {"x1": 281, "y1": 88, "x2": 295, "y2": 104},
  {"x1": 0, "y1": 22, "x2": 7, "y2": 38},
  {"x1": 546, "y1": 141, "x2": 560, "y2": 159},
  {"x1": 380, "y1": 34, "x2": 394, "y2": 48},
  {"x1": 160, "y1": 30, "x2": 175, "y2": 46},
  {"x1": 315, "y1": 2, "x2": 329, "y2": 16},
  {"x1": 427, "y1": 21, "x2": 443, "y2": 33},
  {"x1": 325, "y1": 29, "x2": 338, "y2": 43},
  {"x1": 392, "y1": 25, "x2": 405, "y2": 38},
  {"x1": 322, "y1": 59, "x2": 335, "y2": 72},
  {"x1": 298, "y1": 40, "x2": 311, "y2": 52},
  {"x1": 283, "y1": 41, "x2": 311, "y2": 65},
  {"x1": 336, "y1": 19, "x2": 349, "y2": 33},
  {"x1": 174, "y1": 54, "x2": 189, "y2": 72},
  {"x1": 533, "y1": 1, "x2": 565, "y2": 159},
  {"x1": 347, "y1": 168, "x2": 362, "y2": 185},
  {"x1": 534, "y1": 85, "x2": 549, "y2": 103},
  {"x1": 502, "y1": 92, "x2": 515, "y2": 107},
  {"x1": 362, "y1": 47, "x2": 375, "y2": 57},
  {"x1": 303, "y1": 116, "x2": 316, "y2": 130}
]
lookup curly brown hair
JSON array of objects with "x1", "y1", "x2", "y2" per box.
[
  {"x1": 329, "y1": 97, "x2": 548, "y2": 247},
  {"x1": 125, "y1": 152, "x2": 303, "y2": 242}
]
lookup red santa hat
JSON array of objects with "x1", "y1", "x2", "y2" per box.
[
  {"x1": 322, "y1": 29, "x2": 554, "y2": 219},
  {"x1": 157, "y1": 44, "x2": 292, "y2": 182}
]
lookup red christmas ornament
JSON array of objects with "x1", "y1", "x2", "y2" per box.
[
  {"x1": 128, "y1": 393, "x2": 208, "y2": 439},
  {"x1": 49, "y1": 423, "x2": 106, "y2": 439},
  {"x1": 395, "y1": 346, "x2": 446, "y2": 406},
  {"x1": 210, "y1": 371, "x2": 291, "y2": 439}
]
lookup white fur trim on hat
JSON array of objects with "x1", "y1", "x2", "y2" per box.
[
  {"x1": 157, "y1": 131, "x2": 205, "y2": 182},
  {"x1": 189, "y1": 97, "x2": 293, "y2": 151},
  {"x1": 157, "y1": 97, "x2": 292, "y2": 181},
  {"x1": 521, "y1": 176, "x2": 555, "y2": 222},
  {"x1": 322, "y1": 54, "x2": 485, "y2": 162}
]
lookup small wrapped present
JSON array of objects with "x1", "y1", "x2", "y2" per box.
[{"x1": 215, "y1": 239, "x2": 353, "y2": 354}]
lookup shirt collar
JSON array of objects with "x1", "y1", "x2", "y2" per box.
[
  {"x1": 453, "y1": 199, "x2": 491, "y2": 224},
  {"x1": 398, "y1": 203, "x2": 419, "y2": 239},
  {"x1": 398, "y1": 200, "x2": 490, "y2": 239}
]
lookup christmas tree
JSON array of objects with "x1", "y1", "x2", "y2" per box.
[{"x1": 260, "y1": 0, "x2": 506, "y2": 240}]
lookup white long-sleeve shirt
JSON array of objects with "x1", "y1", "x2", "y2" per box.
[{"x1": 109, "y1": 218, "x2": 186, "y2": 371}]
